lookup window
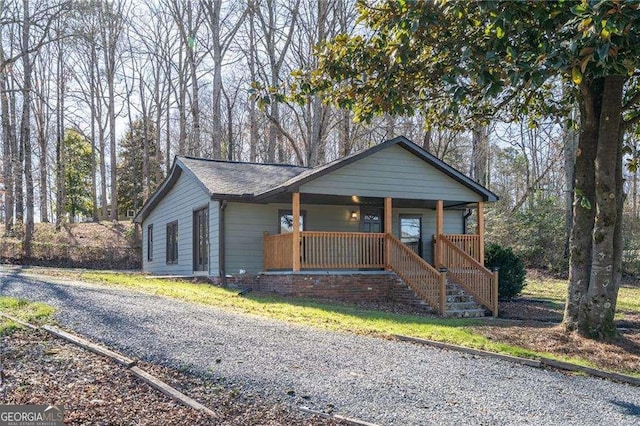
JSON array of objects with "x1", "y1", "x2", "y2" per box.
[
  {"x1": 193, "y1": 207, "x2": 209, "y2": 272},
  {"x1": 147, "y1": 224, "x2": 153, "y2": 261},
  {"x1": 279, "y1": 210, "x2": 306, "y2": 233},
  {"x1": 166, "y1": 221, "x2": 178, "y2": 264},
  {"x1": 400, "y1": 215, "x2": 422, "y2": 256}
]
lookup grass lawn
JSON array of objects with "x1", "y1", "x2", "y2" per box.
[
  {"x1": 75, "y1": 271, "x2": 640, "y2": 375},
  {"x1": 0, "y1": 296, "x2": 54, "y2": 335},
  {"x1": 522, "y1": 276, "x2": 640, "y2": 318},
  {"x1": 9, "y1": 267, "x2": 639, "y2": 377}
]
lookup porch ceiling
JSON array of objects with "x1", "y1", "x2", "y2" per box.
[{"x1": 259, "y1": 192, "x2": 475, "y2": 209}]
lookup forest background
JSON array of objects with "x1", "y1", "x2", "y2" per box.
[{"x1": 2, "y1": 0, "x2": 640, "y2": 277}]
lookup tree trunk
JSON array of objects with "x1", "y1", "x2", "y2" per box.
[
  {"x1": 247, "y1": 3, "x2": 258, "y2": 162},
  {"x1": 471, "y1": 123, "x2": 488, "y2": 186},
  {"x1": 33, "y1": 54, "x2": 49, "y2": 224},
  {"x1": 21, "y1": 0, "x2": 34, "y2": 256},
  {"x1": 580, "y1": 75, "x2": 625, "y2": 339},
  {"x1": 55, "y1": 33, "x2": 65, "y2": 229},
  {"x1": 0, "y1": 43, "x2": 15, "y2": 234},
  {"x1": 90, "y1": 43, "x2": 98, "y2": 221},
  {"x1": 209, "y1": 0, "x2": 223, "y2": 160},
  {"x1": 563, "y1": 103, "x2": 579, "y2": 258},
  {"x1": 223, "y1": 87, "x2": 234, "y2": 160},
  {"x1": 14, "y1": 67, "x2": 24, "y2": 225},
  {"x1": 564, "y1": 79, "x2": 601, "y2": 331}
]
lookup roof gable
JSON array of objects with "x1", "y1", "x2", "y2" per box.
[
  {"x1": 135, "y1": 136, "x2": 497, "y2": 223},
  {"x1": 256, "y1": 136, "x2": 498, "y2": 202},
  {"x1": 295, "y1": 144, "x2": 482, "y2": 201}
]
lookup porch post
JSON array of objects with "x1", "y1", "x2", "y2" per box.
[
  {"x1": 384, "y1": 197, "x2": 392, "y2": 269},
  {"x1": 477, "y1": 201, "x2": 485, "y2": 266},
  {"x1": 435, "y1": 200, "x2": 443, "y2": 266},
  {"x1": 292, "y1": 192, "x2": 301, "y2": 272}
]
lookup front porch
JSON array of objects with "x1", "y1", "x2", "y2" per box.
[{"x1": 262, "y1": 194, "x2": 498, "y2": 316}]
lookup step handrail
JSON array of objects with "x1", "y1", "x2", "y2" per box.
[
  {"x1": 438, "y1": 235, "x2": 498, "y2": 316},
  {"x1": 386, "y1": 234, "x2": 446, "y2": 314}
]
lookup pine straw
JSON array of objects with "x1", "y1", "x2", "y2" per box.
[
  {"x1": 0, "y1": 329, "x2": 339, "y2": 425},
  {"x1": 473, "y1": 320, "x2": 640, "y2": 376}
]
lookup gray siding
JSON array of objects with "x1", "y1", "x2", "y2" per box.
[
  {"x1": 142, "y1": 172, "x2": 211, "y2": 275},
  {"x1": 393, "y1": 208, "x2": 464, "y2": 264},
  {"x1": 209, "y1": 200, "x2": 220, "y2": 277},
  {"x1": 224, "y1": 202, "x2": 465, "y2": 274},
  {"x1": 300, "y1": 144, "x2": 482, "y2": 202},
  {"x1": 224, "y1": 202, "x2": 362, "y2": 274}
]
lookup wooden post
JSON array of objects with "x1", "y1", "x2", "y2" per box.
[
  {"x1": 263, "y1": 231, "x2": 268, "y2": 270},
  {"x1": 435, "y1": 200, "x2": 443, "y2": 267},
  {"x1": 439, "y1": 267, "x2": 447, "y2": 316},
  {"x1": 492, "y1": 268, "x2": 499, "y2": 317},
  {"x1": 384, "y1": 197, "x2": 392, "y2": 268},
  {"x1": 477, "y1": 201, "x2": 485, "y2": 266},
  {"x1": 292, "y1": 192, "x2": 300, "y2": 272}
]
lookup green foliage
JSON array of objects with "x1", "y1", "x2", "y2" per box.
[
  {"x1": 300, "y1": 1, "x2": 640, "y2": 126},
  {"x1": 64, "y1": 130, "x2": 93, "y2": 219},
  {"x1": 117, "y1": 119, "x2": 164, "y2": 216},
  {"x1": 486, "y1": 198, "x2": 568, "y2": 273},
  {"x1": 485, "y1": 243, "x2": 526, "y2": 299}
]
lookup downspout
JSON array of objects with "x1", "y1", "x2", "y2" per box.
[{"x1": 219, "y1": 200, "x2": 227, "y2": 286}]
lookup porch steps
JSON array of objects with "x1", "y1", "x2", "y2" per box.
[
  {"x1": 444, "y1": 281, "x2": 486, "y2": 318},
  {"x1": 389, "y1": 277, "x2": 436, "y2": 313},
  {"x1": 391, "y1": 276, "x2": 486, "y2": 318}
]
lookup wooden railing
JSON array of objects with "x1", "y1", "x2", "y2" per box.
[
  {"x1": 263, "y1": 232, "x2": 293, "y2": 270},
  {"x1": 300, "y1": 231, "x2": 385, "y2": 269},
  {"x1": 386, "y1": 234, "x2": 445, "y2": 315},
  {"x1": 437, "y1": 235, "x2": 498, "y2": 316},
  {"x1": 444, "y1": 234, "x2": 481, "y2": 264}
]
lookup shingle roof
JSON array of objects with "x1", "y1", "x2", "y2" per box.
[
  {"x1": 134, "y1": 136, "x2": 498, "y2": 223},
  {"x1": 178, "y1": 157, "x2": 308, "y2": 196}
]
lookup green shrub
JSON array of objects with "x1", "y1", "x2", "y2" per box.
[
  {"x1": 485, "y1": 198, "x2": 567, "y2": 274},
  {"x1": 485, "y1": 243, "x2": 526, "y2": 299}
]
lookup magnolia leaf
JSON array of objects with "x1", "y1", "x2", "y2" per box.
[
  {"x1": 596, "y1": 43, "x2": 611, "y2": 60},
  {"x1": 572, "y1": 67, "x2": 583, "y2": 85}
]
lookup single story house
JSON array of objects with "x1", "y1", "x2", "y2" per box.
[{"x1": 134, "y1": 136, "x2": 499, "y2": 316}]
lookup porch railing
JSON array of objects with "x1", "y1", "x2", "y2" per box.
[
  {"x1": 437, "y1": 235, "x2": 498, "y2": 316},
  {"x1": 444, "y1": 234, "x2": 481, "y2": 264},
  {"x1": 263, "y1": 231, "x2": 385, "y2": 270},
  {"x1": 262, "y1": 231, "x2": 494, "y2": 316},
  {"x1": 263, "y1": 232, "x2": 293, "y2": 270},
  {"x1": 386, "y1": 234, "x2": 445, "y2": 314},
  {"x1": 300, "y1": 231, "x2": 385, "y2": 269}
]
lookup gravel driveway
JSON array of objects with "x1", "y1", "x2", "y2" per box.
[{"x1": 2, "y1": 269, "x2": 640, "y2": 425}]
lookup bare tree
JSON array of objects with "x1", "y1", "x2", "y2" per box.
[
  {"x1": 97, "y1": 0, "x2": 126, "y2": 220},
  {"x1": 254, "y1": 0, "x2": 300, "y2": 163},
  {"x1": 202, "y1": 0, "x2": 247, "y2": 159}
]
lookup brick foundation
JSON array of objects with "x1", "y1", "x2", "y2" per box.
[{"x1": 213, "y1": 271, "x2": 432, "y2": 308}]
